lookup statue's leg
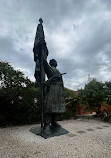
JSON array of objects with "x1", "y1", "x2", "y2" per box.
[
  {"x1": 51, "y1": 113, "x2": 61, "y2": 128},
  {"x1": 44, "y1": 113, "x2": 51, "y2": 134}
]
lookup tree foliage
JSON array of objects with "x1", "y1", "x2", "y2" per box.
[
  {"x1": 0, "y1": 61, "x2": 40, "y2": 126},
  {"x1": 0, "y1": 61, "x2": 31, "y2": 88},
  {"x1": 100, "y1": 101, "x2": 111, "y2": 121},
  {"x1": 65, "y1": 87, "x2": 76, "y2": 98},
  {"x1": 79, "y1": 79, "x2": 106, "y2": 113},
  {"x1": 1, "y1": 60, "x2": 111, "y2": 125}
]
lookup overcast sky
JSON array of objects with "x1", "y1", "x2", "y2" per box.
[{"x1": 0, "y1": 0, "x2": 111, "y2": 90}]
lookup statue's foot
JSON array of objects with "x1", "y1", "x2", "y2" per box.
[
  {"x1": 51, "y1": 122, "x2": 61, "y2": 128},
  {"x1": 43, "y1": 124, "x2": 52, "y2": 135}
]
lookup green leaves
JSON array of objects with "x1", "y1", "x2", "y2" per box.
[
  {"x1": 0, "y1": 61, "x2": 40, "y2": 126},
  {"x1": 65, "y1": 87, "x2": 76, "y2": 98},
  {"x1": 79, "y1": 79, "x2": 108, "y2": 112},
  {"x1": 0, "y1": 61, "x2": 31, "y2": 88}
]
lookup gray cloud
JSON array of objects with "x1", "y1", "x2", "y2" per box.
[{"x1": 0, "y1": 0, "x2": 111, "y2": 90}]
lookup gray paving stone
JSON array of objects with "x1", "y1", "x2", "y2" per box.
[
  {"x1": 77, "y1": 130, "x2": 86, "y2": 134},
  {"x1": 86, "y1": 128, "x2": 94, "y2": 131},
  {"x1": 102, "y1": 125, "x2": 110, "y2": 128},
  {"x1": 67, "y1": 133, "x2": 76, "y2": 137},
  {"x1": 96, "y1": 127, "x2": 103, "y2": 129}
]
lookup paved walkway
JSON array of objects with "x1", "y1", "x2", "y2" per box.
[{"x1": 0, "y1": 119, "x2": 111, "y2": 158}]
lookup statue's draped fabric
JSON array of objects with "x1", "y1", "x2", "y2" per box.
[
  {"x1": 43, "y1": 60, "x2": 65, "y2": 113},
  {"x1": 33, "y1": 22, "x2": 48, "y2": 85}
]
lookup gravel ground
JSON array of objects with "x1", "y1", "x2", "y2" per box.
[{"x1": 0, "y1": 119, "x2": 111, "y2": 158}]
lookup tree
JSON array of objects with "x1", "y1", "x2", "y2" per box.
[
  {"x1": 104, "y1": 81, "x2": 111, "y2": 104},
  {"x1": 79, "y1": 79, "x2": 106, "y2": 114},
  {"x1": 65, "y1": 87, "x2": 76, "y2": 98},
  {"x1": 0, "y1": 61, "x2": 40, "y2": 126},
  {"x1": 0, "y1": 61, "x2": 31, "y2": 88}
]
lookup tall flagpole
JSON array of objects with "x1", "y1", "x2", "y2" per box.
[
  {"x1": 33, "y1": 18, "x2": 48, "y2": 132},
  {"x1": 40, "y1": 46, "x2": 44, "y2": 130}
]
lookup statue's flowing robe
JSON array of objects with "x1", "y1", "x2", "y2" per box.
[{"x1": 44, "y1": 60, "x2": 66, "y2": 113}]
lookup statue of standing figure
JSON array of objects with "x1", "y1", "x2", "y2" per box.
[
  {"x1": 43, "y1": 59, "x2": 66, "y2": 134},
  {"x1": 33, "y1": 18, "x2": 67, "y2": 137}
]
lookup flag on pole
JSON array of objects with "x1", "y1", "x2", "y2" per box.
[{"x1": 33, "y1": 18, "x2": 48, "y2": 86}]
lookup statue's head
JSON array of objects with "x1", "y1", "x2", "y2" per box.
[
  {"x1": 49, "y1": 59, "x2": 57, "y2": 67},
  {"x1": 39, "y1": 18, "x2": 43, "y2": 24}
]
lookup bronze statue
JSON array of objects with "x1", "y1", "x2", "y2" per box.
[
  {"x1": 31, "y1": 18, "x2": 68, "y2": 138},
  {"x1": 43, "y1": 59, "x2": 66, "y2": 134}
]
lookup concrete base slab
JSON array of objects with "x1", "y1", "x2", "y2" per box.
[{"x1": 30, "y1": 125, "x2": 69, "y2": 139}]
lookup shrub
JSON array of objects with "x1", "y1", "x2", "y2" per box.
[{"x1": 100, "y1": 102, "x2": 111, "y2": 121}]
